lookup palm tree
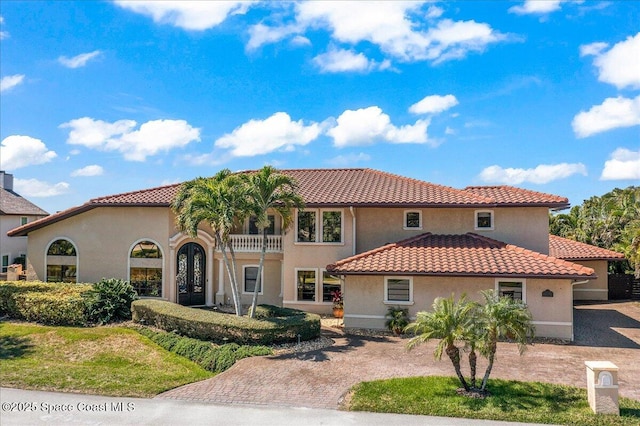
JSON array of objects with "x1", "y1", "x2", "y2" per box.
[
  {"x1": 406, "y1": 294, "x2": 476, "y2": 391},
  {"x1": 171, "y1": 170, "x2": 249, "y2": 316},
  {"x1": 478, "y1": 290, "x2": 534, "y2": 392},
  {"x1": 242, "y1": 166, "x2": 304, "y2": 318}
]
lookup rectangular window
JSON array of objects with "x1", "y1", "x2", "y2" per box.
[
  {"x1": 475, "y1": 210, "x2": 494, "y2": 230},
  {"x1": 297, "y1": 209, "x2": 342, "y2": 243},
  {"x1": 322, "y1": 211, "x2": 342, "y2": 243},
  {"x1": 322, "y1": 271, "x2": 341, "y2": 302},
  {"x1": 497, "y1": 281, "x2": 524, "y2": 302},
  {"x1": 243, "y1": 266, "x2": 262, "y2": 293},
  {"x1": 1, "y1": 255, "x2": 9, "y2": 273},
  {"x1": 20, "y1": 216, "x2": 28, "y2": 226},
  {"x1": 296, "y1": 269, "x2": 316, "y2": 301},
  {"x1": 385, "y1": 277, "x2": 413, "y2": 304},
  {"x1": 404, "y1": 211, "x2": 422, "y2": 229},
  {"x1": 249, "y1": 215, "x2": 275, "y2": 235},
  {"x1": 46, "y1": 265, "x2": 76, "y2": 283},
  {"x1": 297, "y1": 211, "x2": 316, "y2": 242},
  {"x1": 130, "y1": 267, "x2": 162, "y2": 297}
]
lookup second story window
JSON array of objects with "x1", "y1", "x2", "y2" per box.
[
  {"x1": 475, "y1": 210, "x2": 494, "y2": 230},
  {"x1": 404, "y1": 210, "x2": 422, "y2": 230},
  {"x1": 249, "y1": 215, "x2": 275, "y2": 235},
  {"x1": 296, "y1": 209, "x2": 343, "y2": 243},
  {"x1": 20, "y1": 216, "x2": 28, "y2": 226}
]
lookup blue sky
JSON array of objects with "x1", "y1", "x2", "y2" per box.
[{"x1": 1, "y1": 0, "x2": 638, "y2": 214}]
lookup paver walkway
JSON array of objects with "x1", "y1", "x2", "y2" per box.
[{"x1": 157, "y1": 301, "x2": 640, "y2": 408}]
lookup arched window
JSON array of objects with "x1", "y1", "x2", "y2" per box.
[
  {"x1": 46, "y1": 239, "x2": 77, "y2": 283},
  {"x1": 129, "y1": 240, "x2": 163, "y2": 297}
]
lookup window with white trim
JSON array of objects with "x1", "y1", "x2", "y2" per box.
[
  {"x1": 296, "y1": 209, "x2": 343, "y2": 243},
  {"x1": 475, "y1": 210, "x2": 494, "y2": 230},
  {"x1": 322, "y1": 271, "x2": 341, "y2": 302},
  {"x1": 1, "y1": 255, "x2": 9, "y2": 274},
  {"x1": 20, "y1": 216, "x2": 28, "y2": 226},
  {"x1": 496, "y1": 280, "x2": 526, "y2": 303},
  {"x1": 296, "y1": 269, "x2": 316, "y2": 301},
  {"x1": 384, "y1": 276, "x2": 413, "y2": 304},
  {"x1": 243, "y1": 265, "x2": 262, "y2": 294},
  {"x1": 129, "y1": 240, "x2": 163, "y2": 297},
  {"x1": 46, "y1": 239, "x2": 77, "y2": 283},
  {"x1": 404, "y1": 210, "x2": 422, "y2": 230},
  {"x1": 249, "y1": 215, "x2": 275, "y2": 235}
]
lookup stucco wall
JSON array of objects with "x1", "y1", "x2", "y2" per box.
[
  {"x1": 214, "y1": 254, "x2": 284, "y2": 307},
  {"x1": 2, "y1": 215, "x2": 44, "y2": 268},
  {"x1": 354, "y1": 207, "x2": 550, "y2": 255},
  {"x1": 572, "y1": 260, "x2": 608, "y2": 301},
  {"x1": 343, "y1": 275, "x2": 574, "y2": 340},
  {"x1": 26, "y1": 207, "x2": 172, "y2": 290}
]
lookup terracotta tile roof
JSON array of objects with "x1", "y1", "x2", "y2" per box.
[
  {"x1": 464, "y1": 186, "x2": 569, "y2": 207},
  {"x1": 327, "y1": 233, "x2": 595, "y2": 279},
  {"x1": 0, "y1": 188, "x2": 48, "y2": 216},
  {"x1": 8, "y1": 168, "x2": 570, "y2": 236},
  {"x1": 549, "y1": 235, "x2": 625, "y2": 261}
]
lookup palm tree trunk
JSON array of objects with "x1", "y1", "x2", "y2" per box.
[
  {"x1": 481, "y1": 340, "x2": 497, "y2": 391},
  {"x1": 468, "y1": 348, "x2": 477, "y2": 389},
  {"x1": 446, "y1": 344, "x2": 470, "y2": 391},
  {"x1": 227, "y1": 243, "x2": 243, "y2": 314},
  {"x1": 249, "y1": 228, "x2": 267, "y2": 318},
  {"x1": 216, "y1": 234, "x2": 242, "y2": 316}
]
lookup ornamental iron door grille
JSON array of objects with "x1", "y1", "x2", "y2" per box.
[{"x1": 177, "y1": 242, "x2": 206, "y2": 306}]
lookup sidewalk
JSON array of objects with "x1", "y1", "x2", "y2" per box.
[{"x1": 0, "y1": 388, "x2": 545, "y2": 426}]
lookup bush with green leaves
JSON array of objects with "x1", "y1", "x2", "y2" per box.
[
  {"x1": 0, "y1": 281, "x2": 92, "y2": 325},
  {"x1": 136, "y1": 327, "x2": 272, "y2": 373},
  {"x1": 132, "y1": 300, "x2": 320, "y2": 345},
  {"x1": 385, "y1": 306, "x2": 410, "y2": 335},
  {"x1": 84, "y1": 278, "x2": 138, "y2": 324}
]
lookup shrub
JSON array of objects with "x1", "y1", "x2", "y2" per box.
[
  {"x1": 0, "y1": 281, "x2": 92, "y2": 325},
  {"x1": 85, "y1": 278, "x2": 138, "y2": 324},
  {"x1": 132, "y1": 300, "x2": 321, "y2": 345},
  {"x1": 136, "y1": 327, "x2": 272, "y2": 373},
  {"x1": 385, "y1": 306, "x2": 410, "y2": 335}
]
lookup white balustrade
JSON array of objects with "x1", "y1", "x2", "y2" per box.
[{"x1": 225, "y1": 234, "x2": 282, "y2": 252}]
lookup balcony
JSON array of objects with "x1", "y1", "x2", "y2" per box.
[{"x1": 225, "y1": 234, "x2": 283, "y2": 253}]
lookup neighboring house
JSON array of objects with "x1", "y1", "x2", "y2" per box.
[
  {"x1": 0, "y1": 171, "x2": 48, "y2": 279},
  {"x1": 8, "y1": 168, "x2": 623, "y2": 340},
  {"x1": 549, "y1": 235, "x2": 625, "y2": 301}
]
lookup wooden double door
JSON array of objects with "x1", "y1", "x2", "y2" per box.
[{"x1": 177, "y1": 242, "x2": 205, "y2": 306}]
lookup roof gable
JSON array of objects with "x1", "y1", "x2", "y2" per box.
[
  {"x1": 0, "y1": 188, "x2": 49, "y2": 216},
  {"x1": 328, "y1": 233, "x2": 595, "y2": 279}
]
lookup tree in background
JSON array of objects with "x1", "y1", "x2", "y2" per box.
[{"x1": 550, "y1": 186, "x2": 639, "y2": 277}]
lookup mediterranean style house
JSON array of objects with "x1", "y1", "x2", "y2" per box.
[
  {"x1": 1, "y1": 171, "x2": 48, "y2": 279},
  {"x1": 7, "y1": 168, "x2": 624, "y2": 340}
]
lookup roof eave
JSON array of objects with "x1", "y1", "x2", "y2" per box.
[{"x1": 328, "y1": 270, "x2": 595, "y2": 280}]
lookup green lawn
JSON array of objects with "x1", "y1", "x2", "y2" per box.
[
  {"x1": 346, "y1": 376, "x2": 640, "y2": 426},
  {"x1": 0, "y1": 322, "x2": 212, "y2": 397}
]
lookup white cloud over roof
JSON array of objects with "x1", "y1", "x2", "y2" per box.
[
  {"x1": 60, "y1": 117, "x2": 201, "y2": 161},
  {"x1": 214, "y1": 112, "x2": 321, "y2": 157},
  {"x1": 70, "y1": 165, "x2": 104, "y2": 177},
  {"x1": 14, "y1": 178, "x2": 70, "y2": 197},
  {"x1": 572, "y1": 95, "x2": 640, "y2": 138},
  {"x1": 409, "y1": 94, "x2": 458, "y2": 115},
  {"x1": 313, "y1": 47, "x2": 390, "y2": 73},
  {"x1": 0, "y1": 135, "x2": 57, "y2": 170},
  {"x1": 58, "y1": 50, "x2": 102, "y2": 69},
  {"x1": 479, "y1": 163, "x2": 587, "y2": 184},
  {"x1": 600, "y1": 148, "x2": 640, "y2": 180},
  {"x1": 0, "y1": 74, "x2": 25, "y2": 92},
  {"x1": 509, "y1": 0, "x2": 563, "y2": 15},
  {"x1": 582, "y1": 32, "x2": 640, "y2": 90}
]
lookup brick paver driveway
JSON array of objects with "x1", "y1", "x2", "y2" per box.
[{"x1": 157, "y1": 301, "x2": 640, "y2": 408}]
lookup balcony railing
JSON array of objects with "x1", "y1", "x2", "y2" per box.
[{"x1": 225, "y1": 234, "x2": 283, "y2": 253}]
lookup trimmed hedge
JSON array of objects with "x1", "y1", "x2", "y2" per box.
[
  {"x1": 131, "y1": 299, "x2": 321, "y2": 345},
  {"x1": 0, "y1": 281, "x2": 92, "y2": 326},
  {"x1": 136, "y1": 327, "x2": 272, "y2": 373}
]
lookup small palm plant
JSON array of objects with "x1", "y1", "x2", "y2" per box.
[{"x1": 385, "y1": 306, "x2": 409, "y2": 335}]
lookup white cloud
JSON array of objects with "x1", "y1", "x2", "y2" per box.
[
  {"x1": 572, "y1": 95, "x2": 640, "y2": 138},
  {"x1": 249, "y1": 2, "x2": 507, "y2": 65},
  {"x1": 58, "y1": 50, "x2": 102, "y2": 69},
  {"x1": 1, "y1": 74, "x2": 25, "y2": 92},
  {"x1": 582, "y1": 33, "x2": 640, "y2": 90},
  {"x1": 313, "y1": 47, "x2": 387, "y2": 73},
  {"x1": 409, "y1": 94, "x2": 458, "y2": 115},
  {"x1": 60, "y1": 117, "x2": 200, "y2": 161},
  {"x1": 509, "y1": 0, "x2": 563, "y2": 15},
  {"x1": 479, "y1": 163, "x2": 587, "y2": 184},
  {"x1": 0, "y1": 15, "x2": 8, "y2": 39},
  {"x1": 0, "y1": 135, "x2": 57, "y2": 170},
  {"x1": 115, "y1": 1, "x2": 252, "y2": 30},
  {"x1": 70, "y1": 165, "x2": 104, "y2": 177},
  {"x1": 426, "y1": 6, "x2": 444, "y2": 19},
  {"x1": 14, "y1": 178, "x2": 70, "y2": 197},
  {"x1": 326, "y1": 152, "x2": 371, "y2": 167},
  {"x1": 214, "y1": 112, "x2": 321, "y2": 157},
  {"x1": 601, "y1": 148, "x2": 640, "y2": 180},
  {"x1": 327, "y1": 106, "x2": 431, "y2": 147},
  {"x1": 445, "y1": 126, "x2": 456, "y2": 135}
]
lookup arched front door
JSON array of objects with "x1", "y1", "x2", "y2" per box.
[{"x1": 177, "y1": 242, "x2": 206, "y2": 306}]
